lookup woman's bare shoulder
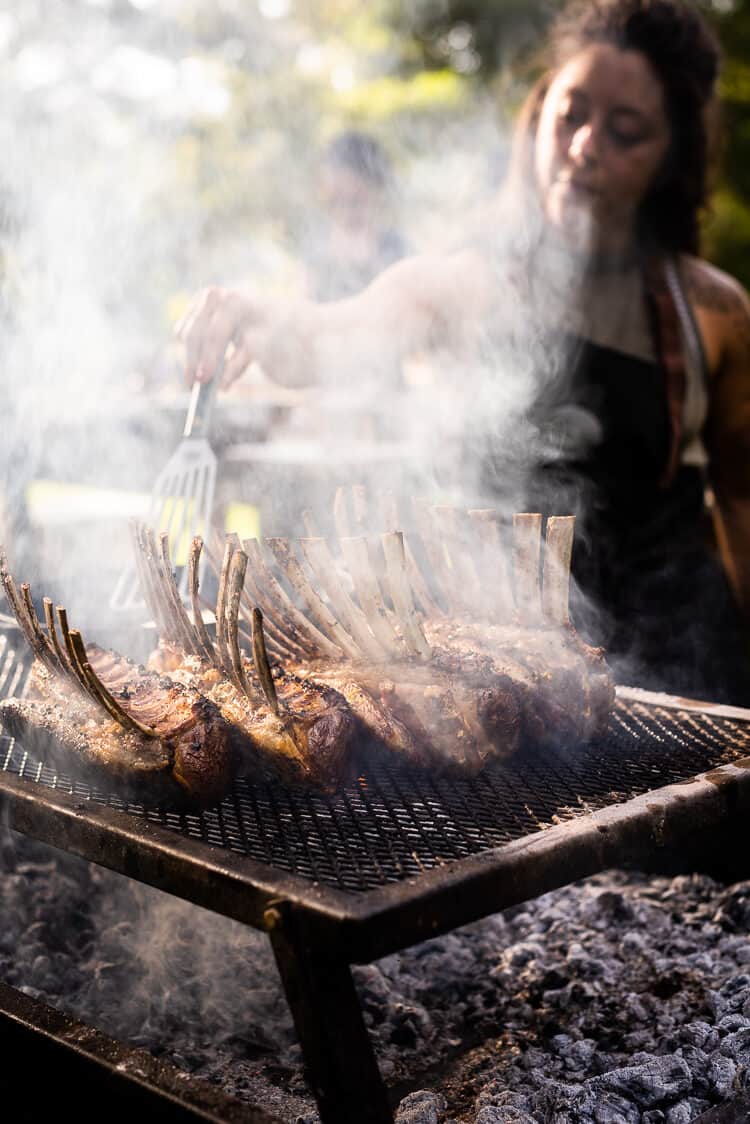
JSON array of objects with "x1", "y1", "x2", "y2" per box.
[
  {"x1": 679, "y1": 255, "x2": 750, "y2": 376},
  {"x1": 680, "y1": 254, "x2": 750, "y2": 317}
]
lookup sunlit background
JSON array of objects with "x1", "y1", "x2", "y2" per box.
[{"x1": 0, "y1": 0, "x2": 747, "y2": 631}]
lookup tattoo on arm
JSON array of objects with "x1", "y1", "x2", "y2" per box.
[
  {"x1": 686, "y1": 271, "x2": 736, "y2": 313},
  {"x1": 730, "y1": 305, "x2": 750, "y2": 359},
  {"x1": 687, "y1": 271, "x2": 750, "y2": 357}
]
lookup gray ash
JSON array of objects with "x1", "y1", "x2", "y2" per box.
[{"x1": 3, "y1": 828, "x2": 750, "y2": 1121}]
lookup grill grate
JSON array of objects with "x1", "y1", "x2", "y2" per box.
[{"x1": 1, "y1": 642, "x2": 749, "y2": 893}]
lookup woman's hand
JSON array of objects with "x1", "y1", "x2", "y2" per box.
[{"x1": 175, "y1": 287, "x2": 268, "y2": 389}]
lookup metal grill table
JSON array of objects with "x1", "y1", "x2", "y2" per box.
[{"x1": 2, "y1": 644, "x2": 750, "y2": 1122}]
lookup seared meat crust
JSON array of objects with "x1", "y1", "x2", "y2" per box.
[
  {"x1": 291, "y1": 652, "x2": 523, "y2": 774},
  {"x1": 0, "y1": 655, "x2": 234, "y2": 807},
  {"x1": 423, "y1": 619, "x2": 615, "y2": 748},
  {"x1": 149, "y1": 644, "x2": 357, "y2": 790}
]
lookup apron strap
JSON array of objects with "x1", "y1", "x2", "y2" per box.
[{"x1": 642, "y1": 256, "x2": 687, "y2": 489}]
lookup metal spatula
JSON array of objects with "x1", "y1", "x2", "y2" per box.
[{"x1": 110, "y1": 377, "x2": 219, "y2": 612}]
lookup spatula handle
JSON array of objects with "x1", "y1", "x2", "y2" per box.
[{"x1": 183, "y1": 375, "x2": 220, "y2": 439}]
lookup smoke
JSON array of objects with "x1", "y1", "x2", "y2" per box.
[
  {"x1": 0, "y1": 2, "x2": 604, "y2": 625},
  {"x1": 0, "y1": 2, "x2": 577, "y2": 619},
  {"x1": 0, "y1": 2, "x2": 614, "y2": 1097},
  {"x1": 0, "y1": 828, "x2": 304, "y2": 1085}
]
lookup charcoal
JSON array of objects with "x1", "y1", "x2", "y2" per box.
[
  {"x1": 587, "y1": 1054, "x2": 692, "y2": 1107},
  {"x1": 475, "y1": 1109, "x2": 537, "y2": 1123},
  {"x1": 708, "y1": 1054, "x2": 738, "y2": 1099},
  {"x1": 7, "y1": 839, "x2": 750, "y2": 1119},
  {"x1": 681, "y1": 1021, "x2": 720, "y2": 1051},
  {"x1": 590, "y1": 1091, "x2": 641, "y2": 1122},
  {"x1": 395, "y1": 1091, "x2": 446, "y2": 1123},
  {"x1": 665, "y1": 1099, "x2": 712, "y2": 1122},
  {"x1": 719, "y1": 1026, "x2": 750, "y2": 1067}
]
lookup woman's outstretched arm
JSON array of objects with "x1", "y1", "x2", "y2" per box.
[{"x1": 175, "y1": 248, "x2": 492, "y2": 389}]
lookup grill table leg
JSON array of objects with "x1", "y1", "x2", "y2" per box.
[{"x1": 267, "y1": 905, "x2": 393, "y2": 1124}]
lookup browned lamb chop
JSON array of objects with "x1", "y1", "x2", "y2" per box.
[
  {"x1": 201, "y1": 535, "x2": 513, "y2": 772},
  {"x1": 203, "y1": 526, "x2": 525, "y2": 773},
  {"x1": 218, "y1": 492, "x2": 614, "y2": 771},
  {"x1": 0, "y1": 553, "x2": 234, "y2": 806},
  {"x1": 131, "y1": 525, "x2": 358, "y2": 789},
  {"x1": 417, "y1": 510, "x2": 614, "y2": 747}
]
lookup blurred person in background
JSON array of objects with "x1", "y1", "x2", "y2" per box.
[
  {"x1": 285, "y1": 129, "x2": 411, "y2": 441},
  {"x1": 298, "y1": 130, "x2": 408, "y2": 303},
  {"x1": 176, "y1": 0, "x2": 750, "y2": 704}
]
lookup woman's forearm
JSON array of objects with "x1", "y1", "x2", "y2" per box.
[
  {"x1": 177, "y1": 248, "x2": 488, "y2": 391},
  {"x1": 260, "y1": 252, "x2": 473, "y2": 386}
]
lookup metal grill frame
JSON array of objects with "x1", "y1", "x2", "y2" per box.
[{"x1": 3, "y1": 649, "x2": 750, "y2": 1122}]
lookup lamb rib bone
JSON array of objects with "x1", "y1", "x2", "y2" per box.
[
  {"x1": 337, "y1": 486, "x2": 441, "y2": 619},
  {"x1": 265, "y1": 537, "x2": 360, "y2": 660},
  {"x1": 188, "y1": 536, "x2": 219, "y2": 664},
  {"x1": 135, "y1": 524, "x2": 208, "y2": 664},
  {"x1": 411, "y1": 500, "x2": 456, "y2": 614},
  {"x1": 237, "y1": 572, "x2": 299, "y2": 662},
  {"x1": 242, "y1": 537, "x2": 332, "y2": 659},
  {"x1": 214, "y1": 535, "x2": 238, "y2": 675},
  {"x1": 0, "y1": 556, "x2": 55, "y2": 672},
  {"x1": 68, "y1": 628, "x2": 160, "y2": 738},
  {"x1": 159, "y1": 531, "x2": 202, "y2": 658},
  {"x1": 380, "y1": 532, "x2": 431, "y2": 660},
  {"x1": 431, "y1": 507, "x2": 483, "y2": 616},
  {"x1": 468, "y1": 510, "x2": 514, "y2": 622},
  {"x1": 21, "y1": 583, "x2": 61, "y2": 672},
  {"x1": 251, "y1": 607, "x2": 280, "y2": 716},
  {"x1": 241, "y1": 537, "x2": 322, "y2": 656},
  {"x1": 225, "y1": 547, "x2": 256, "y2": 699},
  {"x1": 338, "y1": 536, "x2": 405, "y2": 658},
  {"x1": 138, "y1": 533, "x2": 358, "y2": 789},
  {"x1": 42, "y1": 597, "x2": 79, "y2": 685},
  {"x1": 52, "y1": 605, "x2": 156, "y2": 737},
  {"x1": 53, "y1": 606, "x2": 91, "y2": 696},
  {"x1": 299, "y1": 536, "x2": 386, "y2": 661},
  {"x1": 351, "y1": 484, "x2": 369, "y2": 530},
  {"x1": 377, "y1": 492, "x2": 442, "y2": 618},
  {"x1": 132, "y1": 522, "x2": 172, "y2": 642},
  {"x1": 203, "y1": 534, "x2": 299, "y2": 662},
  {"x1": 543, "y1": 516, "x2": 575, "y2": 626},
  {"x1": 513, "y1": 513, "x2": 543, "y2": 624}
]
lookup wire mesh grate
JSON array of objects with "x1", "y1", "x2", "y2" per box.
[{"x1": 2, "y1": 645, "x2": 750, "y2": 894}]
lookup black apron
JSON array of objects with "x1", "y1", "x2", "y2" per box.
[{"x1": 516, "y1": 334, "x2": 750, "y2": 703}]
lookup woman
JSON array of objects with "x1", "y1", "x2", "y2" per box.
[{"x1": 177, "y1": 0, "x2": 750, "y2": 702}]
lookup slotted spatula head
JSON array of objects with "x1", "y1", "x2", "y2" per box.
[{"x1": 110, "y1": 378, "x2": 219, "y2": 612}]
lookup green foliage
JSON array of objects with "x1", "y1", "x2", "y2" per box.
[
  {"x1": 679, "y1": 2, "x2": 750, "y2": 276},
  {"x1": 703, "y1": 188, "x2": 750, "y2": 291},
  {"x1": 384, "y1": 0, "x2": 557, "y2": 78},
  {"x1": 7, "y1": 0, "x2": 750, "y2": 357},
  {"x1": 329, "y1": 69, "x2": 469, "y2": 119}
]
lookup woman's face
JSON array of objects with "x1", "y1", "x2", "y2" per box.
[{"x1": 534, "y1": 43, "x2": 672, "y2": 250}]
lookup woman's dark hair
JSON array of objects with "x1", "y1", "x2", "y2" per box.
[{"x1": 507, "y1": 0, "x2": 721, "y2": 254}]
